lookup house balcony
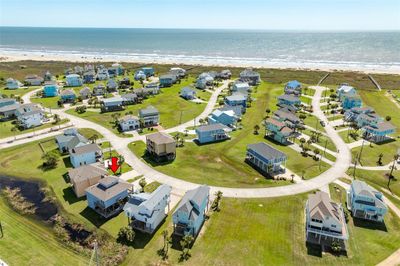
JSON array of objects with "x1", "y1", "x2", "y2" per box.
[
  {"x1": 130, "y1": 219, "x2": 154, "y2": 234},
  {"x1": 173, "y1": 222, "x2": 192, "y2": 236},
  {"x1": 94, "y1": 200, "x2": 125, "y2": 219},
  {"x1": 306, "y1": 225, "x2": 347, "y2": 240}
]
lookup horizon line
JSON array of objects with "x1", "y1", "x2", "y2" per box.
[{"x1": 1, "y1": 25, "x2": 399, "y2": 32}]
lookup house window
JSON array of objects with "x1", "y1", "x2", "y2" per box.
[{"x1": 331, "y1": 224, "x2": 336, "y2": 228}]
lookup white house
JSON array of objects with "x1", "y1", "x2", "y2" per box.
[
  {"x1": 6, "y1": 78, "x2": 23, "y2": 89},
  {"x1": 119, "y1": 115, "x2": 140, "y2": 131},
  {"x1": 17, "y1": 107, "x2": 44, "y2": 129},
  {"x1": 123, "y1": 184, "x2": 172, "y2": 233}
]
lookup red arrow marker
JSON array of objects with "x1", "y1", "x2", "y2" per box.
[{"x1": 109, "y1": 157, "x2": 120, "y2": 173}]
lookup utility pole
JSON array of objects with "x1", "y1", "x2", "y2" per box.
[
  {"x1": 358, "y1": 139, "x2": 365, "y2": 164},
  {"x1": 353, "y1": 158, "x2": 358, "y2": 179},
  {"x1": 324, "y1": 139, "x2": 328, "y2": 157}
]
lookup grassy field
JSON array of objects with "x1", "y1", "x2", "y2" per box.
[
  {"x1": 0, "y1": 198, "x2": 89, "y2": 266},
  {"x1": 0, "y1": 86, "x2": 39, "y2": 97},
  {"x1": 338, "y1": 129, "x2": 360, "y2": 144},
  {"x1": 66, "y1": 77, "x2": 211, "y2": 132},
  {"x1": 128, "y1": 82, "x2": 331, "y2": 188},
  {"x1": 0, "y1": 136, "x2": 127, "y2": 237},
  {"x1": 0, "y1": 118, "x2": 69, "y2": 138},
  {"x1": 121, "y1": 192, "x2": 400, "y2": 266},
  {"x1": 301, "y1": 128, "x2": 336, "y2": 152},
  {"x1": 31, "y1": 95, "x2": 61, "y2": 109}
]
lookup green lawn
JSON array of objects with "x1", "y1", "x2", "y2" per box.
[
  {"x1": 327, "y1": 114, "x2": 344, "y2": 121},
  {"x1": 122, "y1": 193, "x2": 400, "y2": 265},
  {"x1": 144, "y1": 181, "x2": 162, "y2": 193},
  {"x1": 31, "y1": 95, "x2": 61, "y2": 109},
  {"x1": 0, "y1": 137, "x2": 125, "y2": 236},
  {"x1": 0, "y1": 198, "x2": 88, "y2": 266},
  {"x1": 338, "y1": 130, "x2": 360, "y2": 144},
  {"x1": 0, "y1": 86, "x2": 39, "y2": 97},
  {"x1": 128, "y1": 82, "x2": 331, "y2": 188},
  {"x1": 301, "y1": 128, "x2": 336, "y2": 152},
  {"x1": 0, "y1": 118, "x2": 69, "y2": 138},
  {"x1": 66, "y1": 77, "x2": 211, "y2": 132},
  {"x1": 78, "y1": 128, "x2": 104, "y2": 139},
  {"x1": 303, "y1": 114, "x2": 325, "y2": 131},
  {"x1": 352, "y1": 141, "x2": 400, "y2": 166}
]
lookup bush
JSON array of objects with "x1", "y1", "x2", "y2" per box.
[
  {"x1": 117, "y1": 226, "x2": 135, "y2": 244},
  {"x1": 42, "y1": 150, "x2": 59, "y2": 169}
]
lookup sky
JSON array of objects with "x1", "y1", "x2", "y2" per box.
[{"x1": 0, "y1": 0, "x2": 399, "y2": 30}]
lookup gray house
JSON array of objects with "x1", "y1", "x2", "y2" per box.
[
  {"x1": 246, "y1": 142, "x2": 287, "y2": 175},
  {"x1": 239, "y1": 69, "x2": 261, "y2": 86},
  {"x1": 139, "y1": 106, "x2": 160, "y2": 127}
]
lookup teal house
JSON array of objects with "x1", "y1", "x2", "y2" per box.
[
  {"x1": 348, "y1": 180, "x2": 387, "y2": 222},
  {"x1": 43, "y1": 84, "x2": 59, "y2": 97},
  {"x1": 159, "y1": 74, "x2": 177, "y2": 87},
  {"x1": 173, "y1": 185, "x2": 210, "y2": 237},
  {"x1": 66, "y1": 74, "x2": 83, "y2": 87},
  {"x1": 141, "y1": 67, "x2": 155, "y2": 77},
  {"x1": 86, "y1": 176, "x2": 132, "y2": 218},
  {"x1": 342, "y1": 93, "x2": 362, "y2": 110},
  {"x1": 265, "y1": 118, "x2": 294, "y2": 144}
]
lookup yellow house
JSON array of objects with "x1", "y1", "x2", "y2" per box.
[
  {"x1": 68, "y1": 163, "x2": 108, "y2": 198},
  {"x1": 146, "y1": 132, "x2": 176, "y2": 161}
]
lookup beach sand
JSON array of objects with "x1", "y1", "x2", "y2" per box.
[{"x1": 0, "y1": 50, "x2": 399, "y2": 75}]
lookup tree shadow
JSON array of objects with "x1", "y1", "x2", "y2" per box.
[
  {"x1": 305, "y1": 242, "x2": 322, "y2": 257},
  {"x1": 62, "y1": 157, "x2": 73, "y2": 168}
]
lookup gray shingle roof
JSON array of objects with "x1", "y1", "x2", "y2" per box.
[
  {"x1": 146, "y1": 132, "x2": 175, "y2": 144},
  {"x1": 85, "y1": 176, "x2": 132, "y2": 202},
  {"x1": 139, "y1": 105, "x2": 159, "y2": 117},
  {"x1": 196, "y1": 123, "x2": 227, "y2": 133},
  {"x1": 174, "y1": 185, "x2": 209, "y2": 221},
  {"x1": 70, "y1": 143, "x2": 100, "y2": 155},
  {"x1": 247, "y1": 142, "x2": 286, "y2": 160},
  {"x1": 68, "y1": 163, "x2": 108, "y2": 183}
]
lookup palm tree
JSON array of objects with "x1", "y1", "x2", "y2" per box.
[
  {"x1": 253, "y1": 124, "x2": 260, "y2": 135},
  {"x1": 377, "y1": 153, "x2": 383, "y2": 166},
  {"x1": 161, "y1": 230, "x2": 171, "y2": 260},
  {"x1": 89, "y1": 134, "x2": 99, "y2": 143},
  {"x1": 387, "y1": 154, "x2": 399, "y2": 189},
  {"x1": 299, "y1": 138, "x2": 306, "y2": 147}
]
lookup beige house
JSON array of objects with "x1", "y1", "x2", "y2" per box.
[
  {"x1": 68, "y1": 163, "x2": 108, "y2": 197},
  {"x1": 146, "y1": 132, "x2": 176, "y2": 161}
]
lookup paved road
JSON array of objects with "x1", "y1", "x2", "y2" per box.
[{"x1": 2, "y1": 84, "x2": 354, "y2": 198}]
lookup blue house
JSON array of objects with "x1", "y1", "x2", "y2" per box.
[
  {"x1": 180, "y1": 87, "x2": 196, "y2": 100},
  {"x1": 362, "y1": 121, "x2": 396, "y2": 143},
  {"x1": 246, "y1": 142, "x2": 287, "y2": 175},
  {"x1": 124, "y1": 184, "x2": 172, "y2": 233},
  {"x1": 83, "y1": 71, "x2": 96, "y2": 83},
  {"x1": 218, "y1": 105, "x2": 244, "y2": 117},
  {"x1": 134, "y1": 70, "x2": 147, "y2": 81},
  {"x1": 196, "y1": 123, "x2": 229, "y2": 144},
  {"x1": 86, "y1": 176, "x2": 132, "y2": 218},
  {"x1": 70, "y1": 143, "x2": 102, "y2": 168},
  {"x1": 208, "y1": 109, "x2": 238, "y2": 128},
  {"x1": 159, "y1": 74, "x2": 177, "y2": 87},
  {"x1": 337, "y1": 84, "x2": 357, "y2": 101},
  {"x1": 173, "y1": 185, "x2": 210, "y2": 237},
  {"x1": 285, "y1": 80, "x2": 302, "y2": 96},
  {"x1": 342, "y1": 93, "x2": 362, "y2": 110},
  {"x1": 60, "y1": 89, "x2": 76, "y2": 103},
  {"x1": 43, "y1": 84, "x2": 59, "y2": 97},
  {"x1": 277, "y1": 94, "x2": 301, "y2": 107},
  {"x1": 6, "y1": 78, "x2": 23, "y2": 89},
  {"x1": 141, "y1": 67, "x2": 155, "y2": 77},
  {"x1": 66, "y1": 74, "x2": 83, "y2": 87},
  {"x1": 348, "y1": 180, "x2": 388, "y2": 222},
  {"x1": 344, "y1": 106, "x2": 375, "y2": 122},
  {"x1": 225, "y1": 94, "x2": 247, "y2": 107}
]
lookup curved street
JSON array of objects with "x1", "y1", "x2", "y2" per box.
[{"x1": 3, "y1": 84, "x2": 353, "y2": 198}]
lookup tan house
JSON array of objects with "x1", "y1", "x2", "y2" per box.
[
  {"x1": 146, "y1": 132, "x2": 176, "y2": 161},
  {"x1": 68, "y1": 163, "x2": 108, "y2": 197}
]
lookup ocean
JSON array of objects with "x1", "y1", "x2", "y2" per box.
[{"x1": 0, "y1": 27, "x2": 399, "y2": 72}]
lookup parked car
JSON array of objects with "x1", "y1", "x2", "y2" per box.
[{"x1": 320, "y1": 121, "x2": 326, "y2": 127}]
